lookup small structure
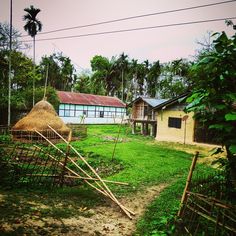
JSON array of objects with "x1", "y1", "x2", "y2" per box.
[
  {"x1": 57, "y1": 91, "x2": 126, "y2": 124},
  {"x1": 153, "y1": 93, "x2": 195, "y2": 144},
  {"x1": 11, "y1": 99, "x2": 71, "y2": 142},
  {"x1": 129, "y1": 97, "x2": 167, "y2": 136}
]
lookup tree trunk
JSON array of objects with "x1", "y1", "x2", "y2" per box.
[{"x1": 33, "y1": 36, "x2": 35, "y2": 106}]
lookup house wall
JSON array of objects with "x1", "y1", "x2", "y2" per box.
[
  {"x1": 155, "y1": 108, "x2": 195, "y2": 144},
  {"x1": 132, "y1": 100, "x2": 144, "y2": 119},
  {"x1": 58, "y1": 103, "x2": 126, "y2": 124},
  {"x1": 132, "y1": 101, "x2": 154, "y2": 120}
]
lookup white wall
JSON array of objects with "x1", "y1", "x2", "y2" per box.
[
  {"x1": 61, "y1": 116, "x2": 124, "y2": 124},
  {"x1": 58, "y1": 103, "x2": 126, "y2": 124}
]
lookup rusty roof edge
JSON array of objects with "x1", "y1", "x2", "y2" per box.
[{"x1": 57, "y1": 91, "x2": 126, "y2": 107}]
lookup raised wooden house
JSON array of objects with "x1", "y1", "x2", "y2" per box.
[{"x1": 129, "y1": 97, "x2": 167, "y2": 136}]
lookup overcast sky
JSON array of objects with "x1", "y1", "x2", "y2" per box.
[{"x1": 1, "y1": 0, "x2": 236, "y2": 72}]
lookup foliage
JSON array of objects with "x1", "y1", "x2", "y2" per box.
[
  {"x1": 159, "y1": 59, "x2": 192, "y2": 98},
  {"x1": 23, "y1": 5, "x2": 42, "y2": 38},
  {"x1": 0, "y1": 49, "x2": 59, "y2": 110},
  {"x1": 0, "y1": 50, "x2": 35, "y2": 109},
  {"x1": 186, "y1": 26, "x2": 236, "y2": 185},
  {"x1": 78, "y1": 54, "x2": 191, "y2": 102},
  {"x1": 39, "y1": 52, "x2": 76, "y2": 91},
  {"x1": 90, "y1": 55, "x2": 121, "y2": 96},
  {"x1": 73, "y1": 71, "x2": 92, "y2": 94},
  {"x1": 0, "y1": 135, "x2": 12, "y2": 144},
  {"x1": 0, "y1": 22, "x2": 24, "y2": 51}
]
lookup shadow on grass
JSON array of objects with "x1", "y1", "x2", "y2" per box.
[{"x1": 0, "y1": 185, "x2": 104, "y2": 235}]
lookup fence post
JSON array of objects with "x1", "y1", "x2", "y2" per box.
[{"x1": 177, "y1": 151, "x2": 199, "y2": 217}]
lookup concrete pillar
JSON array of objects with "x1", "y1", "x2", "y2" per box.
[
  {"x1": 150, "y1": 124, "x2": 155, "y2": 137},
  {"x1": 132, "y1": 121, "x2": 136, "y2": 135},
  {"x1": 141, "y1": 123, "x2": 145, "y2": 135},
  {"x1": 143, "y1": 123, "x2": 148, "y2": 136}
]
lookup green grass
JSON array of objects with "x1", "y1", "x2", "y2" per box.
[{"x1": 0, "y1": 124, "x2": 215, "y2": 235}]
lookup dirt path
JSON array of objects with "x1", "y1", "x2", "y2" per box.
[
  {"x1": 52, "y1": 183, "x2": 167, "y2": 235},
  {"x1": 0, "y1": 183, "x2": 168, "y2": 235}
]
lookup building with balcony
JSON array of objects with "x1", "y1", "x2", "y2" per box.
[{"x1": 129, "y1": 97, "x2": 167, "y2": 136}]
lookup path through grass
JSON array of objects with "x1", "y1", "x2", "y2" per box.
[{"x1": 0, "y1": 124, "x2": 215, "y2": 235}]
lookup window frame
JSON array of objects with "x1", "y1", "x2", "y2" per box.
[{"x1": 168, "y1": 117, "x2": 182, "y2": 129}]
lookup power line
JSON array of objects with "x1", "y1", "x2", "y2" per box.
[
  {"x1": 21, "y1": 0, "x2": 236, "y2": 37},
  {"x1": 20, "y1": 17, "x2": 236, "y2": 43}
]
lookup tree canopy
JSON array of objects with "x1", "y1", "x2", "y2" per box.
[{"x1": 186, "y1": 25, "x2": 236, "y2": 185}]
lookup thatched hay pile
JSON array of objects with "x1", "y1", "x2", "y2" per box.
[{"x1": 12, "y1": 100, "x2": 70, "y2": 141}]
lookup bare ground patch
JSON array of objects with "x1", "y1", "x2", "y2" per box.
[{"x1": 0, "y1": 183, "x2": 168, "y2": 236}]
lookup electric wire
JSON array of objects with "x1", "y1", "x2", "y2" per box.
[
  {"x1": 21, "y1": 0, "x2": 236, "y2": 37},
  {"x1": 20, "y1": 17, "x2": 236, "y2": 43}
]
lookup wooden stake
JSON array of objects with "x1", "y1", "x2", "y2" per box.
[{"x1": 178, "y1": 151, "x2": 199, "y2": 217}]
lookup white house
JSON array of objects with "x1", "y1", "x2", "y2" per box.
[{"x1": 57, "y1": 91, "x2": 126, "y2": 124}]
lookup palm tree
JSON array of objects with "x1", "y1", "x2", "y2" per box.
[
  {"x1": 116, "y1": 53, "x2": 128, "y2": 101},
  {"x1": 23, "y1": 5, "x2": 42, "y2": 106}
]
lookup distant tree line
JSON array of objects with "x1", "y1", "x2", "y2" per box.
[
  {"x1": 75, "y1": 54, "x2": 192, "y2": 102},
  {"x1": 0, "y1": 21, "x2": 193, "y2": 119}
]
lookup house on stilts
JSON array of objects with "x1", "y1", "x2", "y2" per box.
[{"x1": 128, "y1": 97, "x2": 167, "y2": 136}]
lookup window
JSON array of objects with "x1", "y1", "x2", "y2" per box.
[
  {"x1": 168, "y1": 117, "x2": 182, "y2": 129},
  {"x1": 99, "y1": 111, "x2": 104, "y2": 118}
]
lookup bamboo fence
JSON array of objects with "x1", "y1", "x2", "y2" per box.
[{"x1": 178, "y1": 152, "x2": 236, "y2": 235}]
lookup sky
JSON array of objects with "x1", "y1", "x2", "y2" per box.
[{"x1": 1, "y1": 0, "x2": 236, "y2": 72}]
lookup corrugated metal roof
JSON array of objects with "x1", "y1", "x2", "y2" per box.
[
  {"x1": 57, "y1": 91, "x2": 126, "y2": 107},
  {"x1": 153, "y1": 92, "x2": 190, "y2": 110},
  {"x1": 142, "y1": 98, "x2": 168, "y2": 107}
]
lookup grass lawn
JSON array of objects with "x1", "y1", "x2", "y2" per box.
[{"x1": 0, "y1": 124, "x2": 216, "y2": 235}]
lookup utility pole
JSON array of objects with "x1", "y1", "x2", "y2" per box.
[
  {"x1": 8, "y1": 0, "x2": 12, "y2": 127},
  {"x1": 121, "y1": 69, "x2": 124, "y2": 101}
]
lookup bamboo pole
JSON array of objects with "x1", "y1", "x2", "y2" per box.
[
  {"x1": 34, "y1": 132, "x2": 112, "y2": 197},
  {"x1": 178, "y1": 151, "x2": 199, "y2": 217},
  {"x1": 111, "y1": 117, "x2": 123, "y2": 161},
  {"x1": 34, "y1": 145, "x2": 133, "y2": 216},
  {"x1": 47, "y1": 125, "x2": 135, "y2": 218},
  {"x1": 34, "y1": 145, "x2": 112, "y2": 197},
  {"x1": 186, "y1": 205, "x2": 236, "y2": 234},
  {"x1": 186, "y1": 191, "x2": 236, "y2": 210},
  {"x1": 35, "y1": 131, "x2": 134, "y2": 218},
  {"x1": 60, "y1": 130, "x2": 72, "y2": 187}
]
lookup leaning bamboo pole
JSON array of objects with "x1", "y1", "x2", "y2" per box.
[
  {"x1": 35, "y1": 129, "x2": 134, "y2": 218},
  {"x1": 47, "y1": 125, "x2": 135, "y2": 218},
  {"x1": 178, "y1": 151, "x2": 199, "y2": 217},
  {"x1": 60, "y1": 130, "x2": 72, "y2": 186},
  {"x1": 34, "y1": 145, "x2": 123, "y2": 199},
  {"x1": 32, "y1": 145, "x2": 127, "y2": 185}
]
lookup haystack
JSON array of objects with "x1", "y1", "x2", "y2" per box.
[{"x1": 12, "y1": 100, "x2": 71, "y2": 141}]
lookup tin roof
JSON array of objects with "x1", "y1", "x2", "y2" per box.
[
  {"x1": 128, "y1": 96, "x2": 168, "y2": 107},
  {"x1": 141, "y1": 98, "x2": 168, "y2": 107},
  {"x1": 153, "y1": 92, "x2": 190, "y2": 110},
  {"x1": 57, "y1": 91, "x2": 126, "y2": 108}
]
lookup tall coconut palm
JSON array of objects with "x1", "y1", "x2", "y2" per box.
[
  {"x1": 23, "y1": 5, "x2": 42, "y2": 106},
  {"x1": 116, "y1": 53, "x2": 128, "y2": 101}
]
